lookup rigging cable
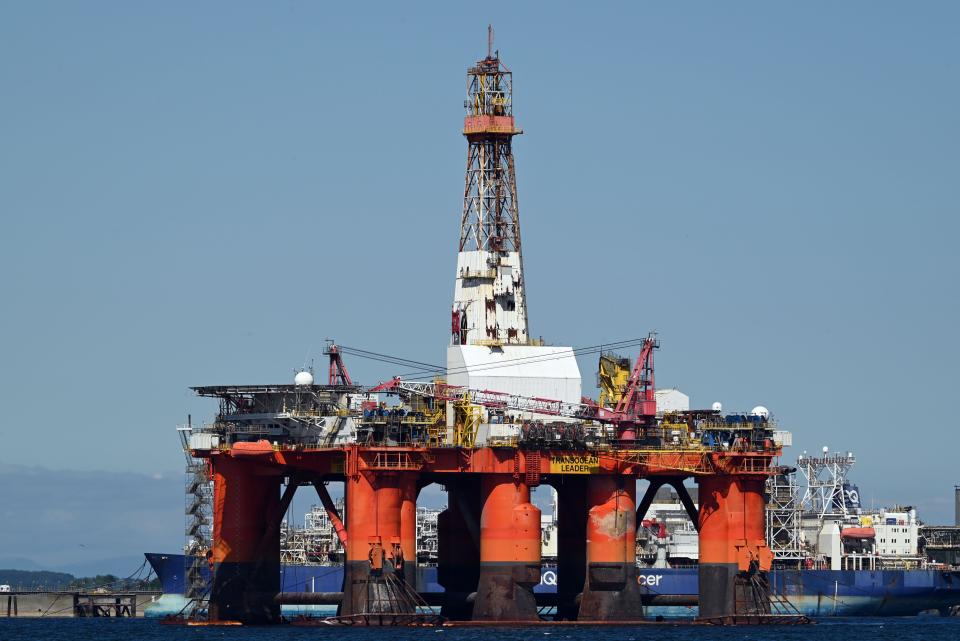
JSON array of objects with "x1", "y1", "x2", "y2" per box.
[{"x1": 337, "y1": 337, "x2": 648, "y2": 382}]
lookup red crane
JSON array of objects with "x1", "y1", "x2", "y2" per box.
[
  {"x1": 325, "y1": 341, "x2": 353, "y2": 386},
  {"x1": 611, "y1": 332, "x2": 659, "y2": 439}
]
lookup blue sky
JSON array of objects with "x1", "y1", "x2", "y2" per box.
[{"x1": 1, "y1": 2, "x2": 958, "y2": 568}]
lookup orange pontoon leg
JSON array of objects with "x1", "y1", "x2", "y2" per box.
[
  {"x1": 579, "y1": 476, "x2": 643, "y2": 620},
  {"x1": 208, "y1": 457, "x2": 282, "y2": 624},
  {"x1": 472, "y1": 475, "x2": 541, "y2": 621},
  {"x1": 698, "y1": 474, "x2": 773, "y2": 621},
  {"x1": 341, "y1": 471, "x2": 416, "y2": 617}
]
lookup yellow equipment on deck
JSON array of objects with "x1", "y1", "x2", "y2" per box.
[{"x1": 598, "y1": 352, "x2": 632, "y2": 409}]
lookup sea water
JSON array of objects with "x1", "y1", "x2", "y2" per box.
[{"x1": 0, "y1": 618, "x2": 959, "y2": 641}]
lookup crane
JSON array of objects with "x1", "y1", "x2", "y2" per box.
[
  {"x1": 325, "y1": 341, "x2": 353, "y2": 386},
  {"x1": 369, "y1": 333, "x2": 660, "y2": 437}
]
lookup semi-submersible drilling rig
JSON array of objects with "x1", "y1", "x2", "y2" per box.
[{"x1": 185, "y1": 36, "x2": 798, "y2": 626}]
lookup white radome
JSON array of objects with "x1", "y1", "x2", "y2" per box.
[
  {"x1": 294, "y1": 370, "x2": 314, "y2": 386},
  {"x1": 711, "y1": 401, "x2": 723, "y2": 412},
  {"x1": 749, "y1": 405, "x2": 769, "y2": 418}
]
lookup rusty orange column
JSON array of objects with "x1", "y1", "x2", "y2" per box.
[
  {"x1": 697, "y1": 474, "x2": 773, "y2": 621},
  {"x1": 472, "y1": 475, "x2": 541, "y2": 621},
  {"x1": 579, "y1": 476, "x2": 643, "y2": 620},
  {"x1": 209, "y1": 456, "x2": 281, "y2": 623},
  {"x1": 438, "y1": 478, "x2": 481, "y2": 620},
  {"x1": 341, "y1": 471, "x2": 413, "y2": 617}
]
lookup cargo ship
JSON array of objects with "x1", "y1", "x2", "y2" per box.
[{"x1": 144, "y1": 554, "x2": 960, "y2": 618}]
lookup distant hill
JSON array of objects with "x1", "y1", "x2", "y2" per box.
[
  {"x1": 0, "y1": 554, "x2": 150, "y2": 579},
  {"x1": 0, "y1": 569, "x2": 75, "y2": 590},
  {"x1": 0, "y1": 568, "x2": 161, "y2": 591}
]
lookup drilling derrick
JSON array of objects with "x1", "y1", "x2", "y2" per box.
[
  {"x1": 453, "y1": 29, "x2": 527, "y2": 347},
  {"x1": 448, "y1": 29, "x2": 582, "y2": 420}
]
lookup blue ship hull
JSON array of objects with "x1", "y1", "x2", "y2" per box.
[{"x1": 144, "y1": 553, "x2": 960, "y2": 618}]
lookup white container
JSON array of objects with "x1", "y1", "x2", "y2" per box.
[
  {"x1": 773, "y1": 430, "x2": 793, "y2": 447},
  {"x1": 189, "y1": 432, "x2": 220, "y2": 450}
]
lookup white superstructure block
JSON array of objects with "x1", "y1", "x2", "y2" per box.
[
  {"x1": 655, "y1": 388, "x2": 690, "y2": 414},
  {"x1": 446, "y1": 344, "x2": 582, "y2": 421}
]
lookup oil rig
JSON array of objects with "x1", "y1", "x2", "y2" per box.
[{"x1": 184, "y1": 33, "x2": 797, "y2": 626}]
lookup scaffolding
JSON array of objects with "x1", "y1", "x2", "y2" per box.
[
  {"x1": 766, "y1": 470, "x2": 805, "y2": 565},
  {"x1": 178, "y1": 425, "x2": 213, "y2": 613},
  {"x1": 796, "y1": 450, "x2": 857, "y2": 520}
]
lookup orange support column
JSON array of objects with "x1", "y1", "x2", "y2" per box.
[
  {"x1": 341, "y1": 471, "x2": 414, "y2": 618},
  {"x1": 697, "y1": 474, "x2": 773, "y2": 621},
  {"x1": 579, "y1": 476, "x2": 643, "y2": 620},
  {"x1": 472, "y1": 475, "x2": 541, "y2": 621},
  {"x1": 209, "y1": 456, "x2": 281, "y2": 624},
  {"x1": 342, "y1": 471, "x2": 373, "y2": 617}
]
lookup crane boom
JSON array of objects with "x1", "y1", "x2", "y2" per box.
[
  {"x1": 613, "y1": 332, "x2": 659, "y2": 418},
  {"x1": 370, "y1": 333, "x2": 660, "y2": 428},
  {"x1": 370, "y1": 378, "x2": 599, "y2": 420}
]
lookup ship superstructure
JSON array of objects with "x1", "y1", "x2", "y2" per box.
[
  {"x1": 636, "y1": 447, "x2": 931, "y2": 573},
  {"x1": 280, "y1": 501, "x2": 345, "y2": 565}
]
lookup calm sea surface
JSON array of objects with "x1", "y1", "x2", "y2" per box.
[{"x1": 1, "y1": 618, "x2": 959, "y2": 641}]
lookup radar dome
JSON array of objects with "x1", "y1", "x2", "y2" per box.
[
  {"x1": 711, "y1": 401, "x2": 723, "y2": 412},
  {"x1": 749, "y1": 405, "x2": 769, "y2": 418},
  {"x1": 294, "y1": 370, "x2": 314, "y2": 386}
]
